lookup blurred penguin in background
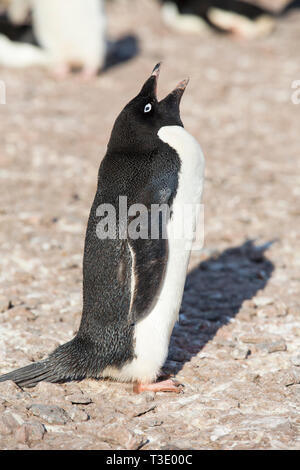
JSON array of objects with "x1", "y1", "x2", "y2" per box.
[
  {"x1": 0, "y1": 0, "x2": 107, "y2": 78},
  {"x1": 160, "y1": 0, "x2": 276, "y2": 39}
]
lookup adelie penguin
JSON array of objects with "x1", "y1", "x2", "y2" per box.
[
  {"x1": 0, "y1": 64, "x2": 205, "y2": 393},
  {"x1": 160, "y1": 0, "x2": 277, "y2": 39}
]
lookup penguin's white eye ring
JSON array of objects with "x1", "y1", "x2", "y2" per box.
[{"x1": 144, "y1": 103, "x2": 152, "y2": 113}]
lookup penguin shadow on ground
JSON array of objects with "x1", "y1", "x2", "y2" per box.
[
  {"x1": 104, "y1": 36, "x2": 139, "y2": 71},
  {"x1": 164, "y1": 240, "x2": 275, "y2": 377}
]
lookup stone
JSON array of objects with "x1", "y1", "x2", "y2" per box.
[
  {"x1": 65, "y1": 393, "x2": 92, "y2": 405},
  {"x1": 132, "y1": 404, "x2": 156, "y2": 418},
  {"x1": 266, "y1": 341, "x2": 287, "y2": 354},
  {"x1": 0, "y1": 411, "x2": 24, "y2": 435},
  {"x1": 288, "y1": 305, "x2": 300, "y2": 316},
  {"x1": 98, "y1": 423, "x2": 143, "y2": 450},
  {"x1": 0, "y1": 380, "x2": 22, "y2": 396},
  {"x1": 291, "y1": 354, "x2": 300, "y2": 367},
  {"x1": 257, "y1": 340, "x2": 287, "y2": 354},
  {"x1": 67, "y1": 407, "x2": 89, "y2": 422},
  {"x1": 28, "y1": 404, "x2": 70, "y2": 425},
  {"x1": 253, "y1": 297, "x2": 274, "y2": 308},
  {"x1": 0, "y1": 295, "x2": 10, "y2": 313},
  {"x1": 231, "y1": 345, "x2": 251, "y2": 360},
  {"x1": 240, "y1": 335, "x2": 269, "y2": 344},
  {"x1": 15, "y1": 421, "x2": 46, "y2": 445},
  {"x1": 278, "y1": 369, "x2": 300, "y2": 387}
]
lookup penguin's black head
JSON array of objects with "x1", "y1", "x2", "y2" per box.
[{"x1": 107, "y1": 63, "x2": 188, "y2": 154}]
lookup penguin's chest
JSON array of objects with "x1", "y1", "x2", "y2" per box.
[
  {"x1": 150, "y1": 125, "x2": 205, "y2": 330},
  {"x1": 115, "y1": 126, "x2": 204, "y2": 383}
]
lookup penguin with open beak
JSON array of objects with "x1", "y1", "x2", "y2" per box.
[{"x1": 0, "y1": 64, "x2": 205, "y2": 393}]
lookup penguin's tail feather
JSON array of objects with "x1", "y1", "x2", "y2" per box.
[
  {"x1": 0, "y1": 359, "x2": 62, "y2": 388},
  {"x1": 0, "y1": 337, "x2": 95, "y2": 388}
]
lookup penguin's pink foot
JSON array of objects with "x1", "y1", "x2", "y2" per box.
[
  {"x1": 79, "y1": 66, "x2": 99, "y2": 81},
  {"x1": 52, "y1": 64, "x2": 70, "y2": 80},
  {"x1": 133, "y1": 378, "x2": 182, "y2": 394}
]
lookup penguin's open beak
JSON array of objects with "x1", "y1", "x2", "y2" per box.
[
  {"x1": 159, "y1": 75, "x2": 189, "y2": 112},
  {"x1": 162, "y1": 77, "x2": 189, "y2": 105},
  {"x1": 139, "y1": 63, "x2": 189, "y2": 106},
  {"x1": 151, "y1": 62, "x2": 161, "y2": 98},
  {"x1": 139, "y1": 62, "x2": 161, "y2": 99},
  {"x1": 151, "y1": 62, "x2": 161, "y2": 78},
  {"x1": 152, "y1": 63, "x2": 189, "y2": 103}
]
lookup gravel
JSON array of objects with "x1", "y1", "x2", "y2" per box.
[{"x1": 0, "y1": 0, "x2": 299, "y2": 450}]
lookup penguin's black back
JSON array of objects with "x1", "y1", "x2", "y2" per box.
[{"x1": 161, "y1": 0, "x2": 272, "y2": 20}]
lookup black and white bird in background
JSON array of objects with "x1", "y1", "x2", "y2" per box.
[
  {"x1": 0, "y1": 0, "x2": 107, "y2": 78},
  {"x1": 0, "y1": 1, "x2": 299, "y2": 75},
  {"x1": 160, "y1": 0, "x2": 300, "y2": 39}
]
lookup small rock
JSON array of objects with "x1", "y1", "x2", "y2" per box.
[
  {"x1": 278, "y1": 369, "x2": 300, "y2": 387},
  {"x1": 15, "y1": 421, "x2": 46, "y2": 444},
  {"x1": 99, "y1": 423, "x2": 142, "y2": 450},
  {"x1": 253, "y1": 297, "x2": 274, "y2": 308},
  {"x1": 291, "y1": 354, "x2": 300, "y2": 367},
  {"x1": 8, "y1": 306, "x2": 36, "y2": 321},
  {"x1": 0, "y1": 379, "x2": 21, "y2": 396},
  {"x1": 240, "y1": 335, "x2": 269, "y2": 344},
  {"x1": 144, "y1": 391, "x2": 156, "y2": 402},
  {"x1": 66, "y1": 393, "x2": 92, "y2": 405},
  {"x1": 0, "y1": 418, "x2": 13, "y2": 436},
  {"x1": 28, "y1": 404, "x2": 70, "y2": 425},
  {"x1": 247, "y1": 373, "x2": 261, "y2": 384},
  {"x1": 288, "y1": 305, "x2": 300, "y2": 316},
  {"x1": 267, "y1": 340, "x2": 287, "y2": 353},
  {"x1": 132, "y1": 404, "x2": 156, "y2": 418},
  {"x1": 210, "y1": 425, "x2": 231, "y2": 442},
  {"x1": 237, "y1": 308, "x2": 255, "y2": 320},
  {"x1": 87, "y1": 441, "x2": 112, "y2": 450},
  {"x1": 257, "y1": 340, "x2": 287, "y2": 354},
  {"x1": 274, "y1": 300, "x2": 288, "y2": 317},
  {"x1": 145, "y1": 417, "x2": 163, "y2": 427},
  {"x1": 289, "y1": 416, "x2": 300, "y2": 433},
  {"x1": 67, "y1": 407, "x2": 89, "y2": 422},
  {"x1": 231, "y1": 345, "x2": 251, "y2": 360},
  {"x1": 32, "y1": 381, "x2": 65, "y2": 399},
  {"x1": 0, "y1": 295, "x2": 10, "y2": 313},
  {"x1": 256, "y1": 306, "x2": 278, "y2": 318},
  {"x1": 0, "y1": 411, "x2": 24, "y2": 435}
]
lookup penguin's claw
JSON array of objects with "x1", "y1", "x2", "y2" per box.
[{"x1": 133, "y1": 378, "x2": 182, "y2": 394}]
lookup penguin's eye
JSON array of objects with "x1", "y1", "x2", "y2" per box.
[{"x1": 144, "y1": 103, "x2": 152, "y2": 113}]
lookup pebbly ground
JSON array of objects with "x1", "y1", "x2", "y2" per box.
[{"x1": 0, "y1": 0, "x2": 300, "y2": 450}]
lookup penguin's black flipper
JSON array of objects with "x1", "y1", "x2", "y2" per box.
[{"x1": 126, "y1": 177, "x2": 176, "y2": 324}]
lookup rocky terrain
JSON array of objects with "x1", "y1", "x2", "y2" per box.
[{"x1": 0, "y1": 0, "x2": 300, "y2": 450}]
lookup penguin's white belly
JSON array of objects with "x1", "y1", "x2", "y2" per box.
[{"x1": 102, "y1": 126, "x2": 205, "y2": 383}]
